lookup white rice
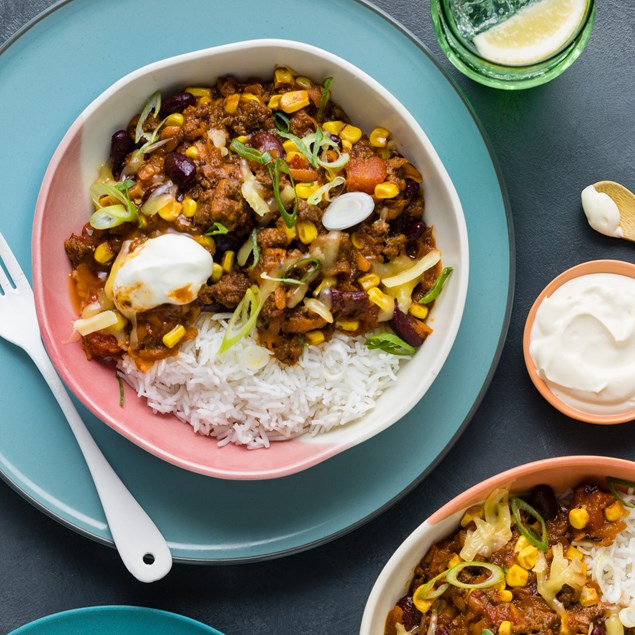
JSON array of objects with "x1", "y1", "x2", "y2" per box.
[
  {"x1": 117, "y1": 313, "x2": 404, "y2": 448},
  {"x1": 575, "y1": 490, "x2": 635, "y2": 622}
]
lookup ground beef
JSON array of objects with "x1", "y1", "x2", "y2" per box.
[{"x1": 199, "y1": 271, "x2": 251, "y2": 309}]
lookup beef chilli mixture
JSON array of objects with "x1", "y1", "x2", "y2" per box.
[
  {"x1": 386, "y1": 483, "x2": 633, "y2": 635},
  {"x1": 65, "y1": 68, "x2": 450, "y2": 370}
]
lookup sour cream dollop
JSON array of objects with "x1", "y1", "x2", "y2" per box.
[
  {"x1": 529, "y1": 273, "x2": 635, "y2": 416},
  {"x1": 111, "y1": 233, "x2": 213, "y2": 316},
  {"x1": 581, "y1": 185, "x2": 624, "y2": 238}
]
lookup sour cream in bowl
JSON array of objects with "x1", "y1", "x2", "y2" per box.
[{"x1": 523, "y1": 260, "x2": 635, "y2": 424}]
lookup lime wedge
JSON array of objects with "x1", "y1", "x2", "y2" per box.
[{"x1": 473, "y1": 0, "x2": 588, "y2": 67}]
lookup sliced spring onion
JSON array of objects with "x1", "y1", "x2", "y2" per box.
[
  {"x1": 249, "y1": 228, "x2": 260, "y2": 270},
  {"x1": 607, "y1": 477, "x2": 635, "y2": 509},
  {"x1": 445, "y1": 561, "x2": 505, "y2": 589},
  {"x1": 307, "y1": 176, "x2": 346, "y2": 206},
  {"x1": 316, "y1": 76, "x2": 334, "y2": 121},
  {"x1": 135, "y1": 91, "x2": 162, "y2": 143},
  {"x1": 304, "y1": 297, "x2": 334, "y2": 324},
  {"x1": 218, "y1": 286, "x2": 263, "y2": 354},
  {"x1": 205, "y1": 222, "x2": 229, "y2": 237},
  {"x1": 414, "y1": 570, "x2": 449, "y2": 602},
  {"x1": 366, "y1": 333, "x2": 415, "y2": 356},
  {"x1": 274, "y1": 113, "x2": 316, "y2": 167},
  {"x1": 237, "y1": 229, "x2": 260, "y2": 269},
  {"x1": 382, "y1": 250, "x2": 441, "y2": 288},
  {"x1": 261, "y1": 257, "x2": 322, "y2": 285},
  {"x1": 322, "y1": 192, "x2": 375, "y2": 231},
  {"x1": 89, "y1": 205, "x2": 132, "y2": 230},
  {"x1": 230, "y1": 139, "x2": 273, "y2": 165},
  {"x1": 268, "y1": 158, "x2": 299, "y2": 228},
  {"x1": 317, "y1": 152, "x2": 350, "y2": 171},
  {"x1": 116, "y1": 371, "x2": 125, "y2": 408},
  {"x1": 511, "y1": 497, "x2": 548, "y2": 552},
  {"x1": 419, "y1": 267, "x2": 453, "y2": 304},
  {"x1": 482, "y1": 630, "x2": 495, "y2": 635}
]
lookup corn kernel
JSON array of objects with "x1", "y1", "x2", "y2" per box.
[
  {"x1": 94, "y1": 242, "x2": 114, "y2": 264},
  {"x1": 162, "y1": 324, "x2": 186, "y2": 349},
  {"x1": 185, "y1": 145, "x2": 199, "y2": 159},
  {"x1": 274, "y1": 67, "x2": 294, "y2": 87},
  {"x1": 224, "y1": 94, "x2": 240, "y2": 114},
  {"x1": 313, "y1": 276, "x2": 336, "y2": 297},
  {"x1": 297, "y1": 220, "x2": 318, "y2": 244},
  {"x1": 566, "y1": 545, "x2": 583, "y2": 561},
  {"x1": 336, "y1": 319, "x2": 359, "y2": 332},
  {"x1": 305, "y1": 330, "x2": 325, "y2": 346},
  {"x1": 506, "y1": 564, "x2": 529, "y2": 587},
  {"x1": 350, "y1": 232, "x2": 365, "y2": 249},
  {"x1": 367, "y1": 287, "x2": 395, "y2": 313},
  {"x1": 341, "y1": 139, "x2": 353, "y2": 153},
  {"x1": 165, "y1": 113, "x2": 184, "y2": 127},
  {"x1": 323, "y1": 120, "x2": 345, "y2": 135},
  {"x1": 267, "y1": 94, "x2": 282, "y2": 109},
  {"x1": 295, "y1": 75, "x2": 313, "y2": 89},
  {"x1": 375, "y1": 182, "x2": 400, "y2": 199},
  {"x1": 283, "y1": 224, "x2": 297, "y2": 241},
  {"x1": 283, "y1": 139, "x2": 299, "y2": 153},
  {"x1": 448, "y1": 554, "x2": 462, "y2": 569},
  {"x1": 211, "y1": 263, "x2": 223, "y2": 282},
  {"x1": 358, "y1": 273, "x2": 380, "y2": 291},
  {"x1": 517, "y1": 545, "x2": 539, "y2": 570},
  {"x1": 412, "y1": 589, "x2": 433, "y2": 614},
  {"x1": 460, "y1": 506, "x2": 484, "y2": 527},
  {"x1": 340, "y1": 124, "x2": 362, "y2": 144},
  {"x1": 240, "y1": 92, "x2": 262, "y2": 104},
  {"x1": 285, "y1": 151, "x2": 306, "y2": 163},
  {"x1": 158, "y1": 200, "x2": 182, "y2": 221},
  {"x1": 579, "y1": 586, "x2": 599, "y2": 607},
  {"x1": 569, "y1": 506, "x2": 590, "y2": 530},
  {"x1": 605, "y1": 501, "x2": 626, "y2": 522},
  {"x1": 221, "y1": 250, "x2": 235, "y2": 272},
  {"x1": 514, "y1": 535, "x2": 530, "y2": 553},
  {"x1": 499, "y1": 620, "x2": 512, "y2": 635},
  {"x1": 369, "y1": 127, "x2": 390, "y2": 147},
  {"x1": 409, "y1": 304, "x2": 429, "y2": 320},
  {"x1": 498, "y1": 589, "x2": 513, "y2": 603},
  {"x1": 181, "y1": 196, "x2": 197, "y2": 218},
  {"x1": 197, "y1": 95, "x2": 212, "y2": 106},
  {"x1": 295, "y1": 182, "x2": 320, "y2": 199},
  {"x1": 280, "y1": 90, "x2": 310, "y2": 114},
  {"x1": 185, "y1": 87, "x2": 212, "y2": 98},
  {"x1": 194, "y1": 235, "x2": 215, "y2": 251}
]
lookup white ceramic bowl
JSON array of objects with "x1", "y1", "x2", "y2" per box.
[
  {"x1": 33, "y1": 39, "x2": 469, "y2": 480},
  {"x1": 360, "y1": 456, "x2": 635, "y2": 634}
]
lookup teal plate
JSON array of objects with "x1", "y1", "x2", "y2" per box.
[
  {"x1": 8, "y1": 606, "x2": 224, "y2": 635},
  {"x1": 0, "y1": 0, "x2": 513, "y2": 562}
]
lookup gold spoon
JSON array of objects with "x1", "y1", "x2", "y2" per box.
[{"x1": 591, "y1": 181, "x2": 635, "y2": 242}]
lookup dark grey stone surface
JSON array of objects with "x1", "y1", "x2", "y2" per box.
[{"x1": 0, "y1": 1, "x2": 634, "y2": 633}]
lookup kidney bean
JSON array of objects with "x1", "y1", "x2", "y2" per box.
[
  {"x1": 213, "y1": 234, "x2": 239, "y2": 255},
  {"x1": 160, "y1": 91, "x2": 196, "y2": 116},
  {"x1": 404, "y1": 178, "x2": 419, "y2": 199},
  {"x1": 404, "y1": 220, "x2": 427, "y2": 241},
  {"x1": 329, "y1": 288, "x2": 371, "y2": 317},
  {"x1": 199, "y1": 302, "x2": 224, "y2": 313},
  {"x1": 396, "y1": 596, "x2": 420, "y2": 631},
  {"x1": 250, "y1": 132, "x2": 284, "y2": 158},
  {"x1": 110, "y1": 129, "x2": 132, "y2": 177},
  {"x1": 528, "y1": 484, "x2": 559, "y2": 520},
  {"x1": 390, "y1": 306, "x2": 424, "y2": 347},
  {"x1": 590, "y1": 625, "x2": 605, "y2": 635},
  {"x1": 164, "y1": 152, "x2": 197, "y2": 188},
  {"x1": 327, "y1": 133, "x2": 343, "y2": 150}
]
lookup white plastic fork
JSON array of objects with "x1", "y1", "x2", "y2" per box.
[{"x1": 0, "y1": 232, "x2": 172, "y2": 582}]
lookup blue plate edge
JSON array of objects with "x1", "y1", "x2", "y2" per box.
[{"x1": 0, "y1": 0, "x2": 516, "y2": 565}]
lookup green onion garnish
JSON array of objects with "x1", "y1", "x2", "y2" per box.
[
  {"x1": 204, "y1": 222, "x2": 229, "y2": 236},
  {"x1": 89, "y1": 181, "x2": 139, "y2": 229},
  {"x1": 366, "y1": 333, "x2": 416, "y2": 356},
  {"x1": 510, "y1": 497, "x2": 548, "y2": 551},
  {"x1": 249, "y1": 228, "x2": 260, "y2": 270},
  {"x1": 274, "y1": 113, "x2": 316, "y2": 168},
  {"x1": 482, "y1": 630, "x2": 495, "y2": 635},
  {"x1": 316, "y1": 76, "x2": 333, "y2": 122},
  {"x1": 230, "y1": 139, "x2": 272, "y2": 165},
  {"x1": 135, "y1": 91, "x2": 162, "y2": 144},
  {"x1": 419, "y1": 266, "x2": 453, "y2": 305},
  {"x1": 262, "y1": 257, "x2": 322, "y2": 285},
  {"x1": 267, "y1": 158, "x2": 298, "y2": 228},
  {"x1": 444, "y1": 561, "x2": 505, "y2": 589},
  {"x1": 414, "y1": 570, "x2": 449, "y2": 602},
  {"x1": 218, "y1": 286, "x2": 263, "y2": 353},
  {"x1": 607, "y1": 477, "x2": 635, "y2": 509},
  {"x1": 115, "y1": 370, "x2": 124, "y2": 407}
]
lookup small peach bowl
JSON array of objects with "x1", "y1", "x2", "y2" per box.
[
  {"x1": 360, "y1": 455, "x2": 635, "y2": 635},
  {"x1": 523, "y1": 260, "x2": 635, "y2": 425}
]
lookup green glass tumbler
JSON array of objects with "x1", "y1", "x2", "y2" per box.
[{"x1": 431, "y1": 0, "x2": 596, "y2": 89}]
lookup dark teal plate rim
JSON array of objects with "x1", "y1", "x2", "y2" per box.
[
  {"x1": 0, "y1": 0, "x2": 514, "y2": 563},
  {"x1": 7, "y1": 606, "x2": 224, "y2": 634}
]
